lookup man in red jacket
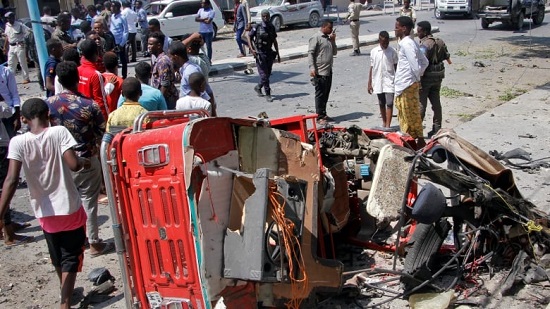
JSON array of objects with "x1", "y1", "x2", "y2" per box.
[{"x1": 78, "y1": 39, "x2": 108, "y2": 119}]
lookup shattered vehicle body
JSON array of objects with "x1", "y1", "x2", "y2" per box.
[{"x1": 100, "y1": 111, "x2": 550, "y2": 308}]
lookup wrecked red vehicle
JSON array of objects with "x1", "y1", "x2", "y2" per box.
[{"x1": 100, "y1": 112, "x2": 550, "y2": 308}]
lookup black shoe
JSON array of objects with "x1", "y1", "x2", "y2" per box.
[
  {"x1": 265, "y1": 95, "x2": 273, "y2": 102},
  {"x1": 350, "y1": 50, "x2": 360, "y2": 56},
  {"x1": 254, "y1": 85, "x2": 264, "y2": 97}
]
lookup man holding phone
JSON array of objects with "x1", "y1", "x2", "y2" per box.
[{"x1": 308, "y1": 19, "x2": 337, "y2": 124}]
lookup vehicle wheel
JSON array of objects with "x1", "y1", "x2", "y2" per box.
[
  {"x1": 401, "y1": 219, "x2": 451, "y2": 291},
  {"x1": 271, "y1": 15, "x2": 282, "y2": 32},
  {"x1": 213, "y1": 24, "x2": 218, "y2": 40},
  {"x1": 481, "y1": 18, "x2": 490, "y2": 29},
  {"x1": 434, "y1": 8, "x2": 445, "y2": 19},
  {"x1": 308, "y1": 12, "x2": 320, "y2": 27},
  {"x1": 533, "y1": 7, "x2": 544, "y2": 25},
  {"x1": 515, "y1": 11, "x2": 524, "y2": 30}
]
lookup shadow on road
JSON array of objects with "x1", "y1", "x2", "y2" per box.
[{"x1": 494, "y1": 32, "x2": 550, "y2": 59}]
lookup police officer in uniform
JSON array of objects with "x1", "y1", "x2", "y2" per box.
[
  {"x1": 248, "y1": 10, "x2": 280, "y2": 102},
  {"x1": 417, "y1": 20, "x2": 451, "y2": 137}
]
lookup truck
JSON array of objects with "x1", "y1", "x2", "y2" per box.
[
  {"x1": 434, "y1": 0, "x2": 480, "y2": 19},
  {"x1": 477, "y1": 0, "x2": 546, "y2": 30}
]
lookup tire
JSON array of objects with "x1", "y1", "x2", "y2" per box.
[
  {"x1": 481, "y1": 18, "x2": 490, "y2": 29},
  {"x1": 515, "y1": 11, "x2": 524, "y2": 30},
  {"x1": 533, "y1": 7, "x2": 545, "y2": 25},
  {"x1": 402, "y1": 219, "x2": 451, "y2": 291},
  {"x1": 271, "y1": 15, "x2": 282, "y2": 32},
  {"x1": 308, "y1": 12, "x2": 320, "y2": 27},
  {"x1": 434, "y1": 8, "x2": 445, "y2": 19}
]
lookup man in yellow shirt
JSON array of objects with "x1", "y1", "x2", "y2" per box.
[{"x1": 106, "y1": 77, "x2": 148, "y2": 132}]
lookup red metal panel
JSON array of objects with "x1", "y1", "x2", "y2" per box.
[{"x1": 112, "y1": 123, "x2": 205, "y2": 308}]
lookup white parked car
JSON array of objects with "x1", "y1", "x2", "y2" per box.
[
  {"x1": 249, "y1": 0, "x2": 323, "y2": 32},
  {"x1": 137, "y1": 0, "x2": 225, "y2": 41}
]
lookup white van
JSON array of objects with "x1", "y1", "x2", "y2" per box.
[{"x1": 137, "y1": 0, "x2": 225, "y2": 40}]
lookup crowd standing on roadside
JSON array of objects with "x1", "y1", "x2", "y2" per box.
[{"x1": 0, "y1": 2, "x2": 456, "y2": 306}]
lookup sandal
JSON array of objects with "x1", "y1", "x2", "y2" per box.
[{"x1": 89, "y1": 242, "x2": 115, "y2": 258}]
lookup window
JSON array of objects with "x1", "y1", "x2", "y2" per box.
[{"x1": 170, "y1": 2, "x2": 202, "y2": 17}]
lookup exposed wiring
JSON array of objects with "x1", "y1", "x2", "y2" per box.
[{"x1": 268, "y1": 188, "x2": 308, "y2": 309}]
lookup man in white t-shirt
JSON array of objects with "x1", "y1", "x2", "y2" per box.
[
  {"x1": 368, "y1": 31, "x2": 398, "y2": 128},
  {"x1": 0, "y1": 98, "x2": 90, "y2": 309},
  {"x1": 175, "y1": 72, "x2": 215, "y2": 116},
  {"x1": 122, "y1": 1, "x2": 138, "y2": 62},
  {"x1": 41, "y1": 6, "x2": 57, "y2": 34}
]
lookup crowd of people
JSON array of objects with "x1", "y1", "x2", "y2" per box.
[{"x1": 0, "y1": 1, "x2": 219, "y2": 308}]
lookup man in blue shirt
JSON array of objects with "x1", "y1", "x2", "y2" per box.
[
  {"x1": 117, "y1": 61, "x2": 167, "y2": 111},
  {"x1": 135, "y1": 1, "x2": 149, "y2": 57},
  {"x1": 168, "y1": 41, "x2": 215, "y2": 107},
  {"x1": 109, "y1": 1, "x2": 129, "y2": 78},
  {"x1": 44, "y1": 39, "x2": 63, "y2": 98},
  {"x1": 195, "y1": 0, "x2": 216, "y2": 60},
  {"x1": 234, "y1": 0, "x2": 249, "y2": 57},
  {"x1": 0, "y1": 65, "x2": 21, "y2": 138}
]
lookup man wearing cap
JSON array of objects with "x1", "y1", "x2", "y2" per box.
[{"x1": 3, "y1": 12, "x2": 30, "y2": 84}]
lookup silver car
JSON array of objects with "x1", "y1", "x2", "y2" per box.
[{"x1": 250, "y1": 0, "x2": 323, "y2": 31}]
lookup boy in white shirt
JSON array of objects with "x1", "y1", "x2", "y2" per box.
[
  {"x1": 0, "y1": 98, "x2": 90, "y2": 309},
  {"x1": 368, "y1": 31, "x2": 398, "y2": 128},
  {"x1": 175, "y1": 72, "x2": 216, "y2": 116}
]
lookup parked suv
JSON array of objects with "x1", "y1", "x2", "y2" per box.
[
  {"x1": 137, "y1": 0, "x2": 225, "y2": 41},
  {"x1": 249, "y1": 0, "x2": 323, "y2": 32},
  {"x1": 478, "y1": 0, "x2": 545, "y2": 30},
  {"x1": 434, "y1": 0, "x2": 479, "y2": 19}
]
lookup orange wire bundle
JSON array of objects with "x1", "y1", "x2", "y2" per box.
[{"x1": 268, "y1": 187, "x2": 308, "y2": 309}]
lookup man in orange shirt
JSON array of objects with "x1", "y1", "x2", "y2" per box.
[{"x1": 77, "y1": 39, "x2": 108, "y2": 119}]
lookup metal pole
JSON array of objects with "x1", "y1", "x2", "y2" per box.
[
  {"x1": 25, "y1": 0, "x2": 48, "y2": 81},
  {"x1": 100, "y1": 133, "x2": 134, "y2": 309}
]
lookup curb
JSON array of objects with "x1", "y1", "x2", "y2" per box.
[{"x1": 209, "y1": 26, "x2": 440, "y2": 77}]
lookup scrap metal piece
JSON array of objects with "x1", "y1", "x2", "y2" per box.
[
  {"x1": 366, "y1": 144, "x2": 415, "y2": 222},
  {"x1": 223, "y1": 168, "x2": 271, "y2": 281}
]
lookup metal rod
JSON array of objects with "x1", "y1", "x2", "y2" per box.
[
  {"x1": 100, "y1": 133, "x2": 133, "y2": 309},
  {"x1": 132, "y1": 109, "x2": 210, "y2": 132}
]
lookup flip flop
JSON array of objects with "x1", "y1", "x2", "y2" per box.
[
  {"x1": 98, "y1": 195, "x2": 109, "y2": 205},
  {"x1": 5, "y1": 235, "x2": 34, "y2": 247},
  {"x1": 89, "y1": 242, "x2": 115, "y2": 258},
  {"x1": 12, "y1": 222, "x2": 31, "y2": 231}
]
